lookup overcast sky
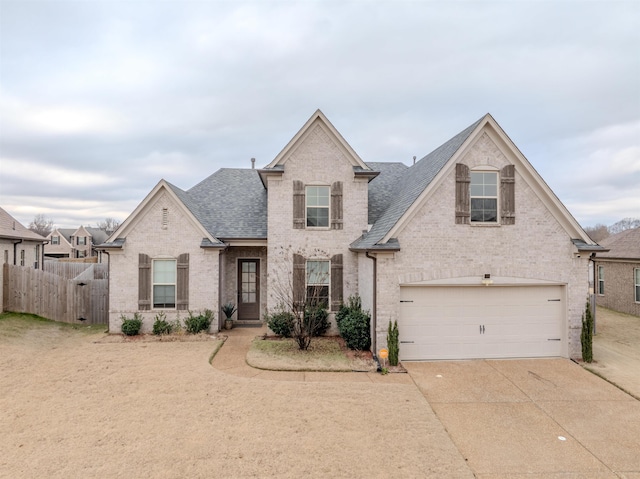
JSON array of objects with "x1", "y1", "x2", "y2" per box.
[{"x1": 1, "y1": 0, "x2": 638, "y2": 231}]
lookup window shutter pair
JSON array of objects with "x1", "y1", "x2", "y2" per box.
[
  {"x1": 292, "y1": 253, "x2": 343, "y2": 312},
  {"x1": 138, "y1": 253, "x2": 189, "y2": 310},
  {"x1": 292, "y1": 180, "x2": 343, "y2": 229},
  {"x1": 454, "y1": 163, "x2": 515, "y2": 225}
]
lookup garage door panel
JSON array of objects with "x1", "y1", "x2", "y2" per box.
[{"x1": 398, "y1": 285, "x2": 565, "y2": 360}]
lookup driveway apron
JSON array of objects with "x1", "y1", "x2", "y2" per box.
[{"x1": 405, "y1": 358, "x2": 640, "y2": 478}]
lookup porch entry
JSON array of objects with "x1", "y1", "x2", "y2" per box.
[{"x1": 237, "y1": 259, "x2": 260, "y2": 320}]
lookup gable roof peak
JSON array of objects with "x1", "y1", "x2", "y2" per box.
[{"x1": 264, "y1": 109, "x2": 370, "y2": 170}]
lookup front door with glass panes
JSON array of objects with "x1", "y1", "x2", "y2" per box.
[{"x1": 237, "y1": 259, "x2": 260, "y2": 320}]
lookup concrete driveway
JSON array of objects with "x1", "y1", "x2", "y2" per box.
[{"x1": 405, "y1": 358, "x2": 640, "y2": 478}]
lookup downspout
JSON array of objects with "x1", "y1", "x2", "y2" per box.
[
  {"x1": 365, "y1": 251, "x2": 377, "y2": 356},
  {"x1": 589, "y1": 252, "x2": 597, "y2": 335},
  {"x1": 103, "y1": 250, "x2": 111, "y2": 332},
  {"x1": 13, "y1": 239, "x2": 22, "y2": 265}
]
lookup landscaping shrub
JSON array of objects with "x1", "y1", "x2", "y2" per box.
[
  {"x1": 152, "y1": 311, "x2": 173, "y2": 335},
  {"x1": 304, "y1": 305, "x2": 330, "y2": 337},
  {"x1": 265, "y1": 310, "x2": 294, "y2": 337},
  {"x1": 387, "y1": 320, "x2": 399, "y2": 366},
  {"x1": 184, "y1": 309, "x2": 213, "y2": 334},
  {"x1": 337, "y1": 295, "x2": 371, "y2": 350},
  {"x1": 121, "y1": 313, "x2": 143, "y2": 336},
  {"x1": 581, "y1": 298, "x2": 594, "y2": 363}
]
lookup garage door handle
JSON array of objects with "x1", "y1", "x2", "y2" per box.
[
  {"x1": 400, "y1": 300, "x2": 414, "y2": 303},
  {"x1": 547, "y1": 338, "x2": 561, "y2": 341},
  {"x1": 400, "y1": 341, "x2": 414, "y2": 344}
]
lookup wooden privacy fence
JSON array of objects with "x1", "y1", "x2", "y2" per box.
[{"x1": 3, "y1": 263, "x2": 108, "y2": 325}]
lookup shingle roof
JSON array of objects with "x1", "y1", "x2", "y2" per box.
[
  {"x1": 0, "y1": 207, "x2": 46, "y2": 241},
  {"x1": 186, "y1": 169, "x2": 268, "y2": 239},
  {"x1": 366, "y1": 162, "x2": 408, "y2": 224},
  {"x1": 351, "y1": 117, "x2": 482, "y2": 250},
  {"x1": 597, "y1": 228, "x2": 640, "y2": 259}
]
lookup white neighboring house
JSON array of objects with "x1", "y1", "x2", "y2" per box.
[{"x1": 99, "y1": 110, "x2": 605, "y2": 360}]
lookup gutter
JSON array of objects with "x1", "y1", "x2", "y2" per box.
[{"x1": 365, "y1": 251, "x2": 377, "y2": 358}]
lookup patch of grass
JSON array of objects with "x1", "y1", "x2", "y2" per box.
[
  {"x1": 247, "y1": 337, "x2": 354, "y2": 371},
  {"x1": 0, "y1": 312, "x2": 106, "y2": 339}
]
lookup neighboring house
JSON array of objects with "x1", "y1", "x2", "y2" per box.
[
  {"x1": 99, "y1": 110, "x2": 603, "y2": 360},
  {"x1": 45, "y1": 226, "x2": 109, "y2": 260},
  {"x1": 0, "y1": 207, "x2": 47, "y2": 269},
  {"x1": 593, "y1": 228, "x2": 640, "y2": 317}
]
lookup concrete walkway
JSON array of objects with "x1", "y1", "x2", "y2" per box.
[
  {"x1": 211, "y1": 324, "x2": 413, "y2": 384},
  {"x1": 585, "y1": 307, "x2": 640, "y2": 399}
]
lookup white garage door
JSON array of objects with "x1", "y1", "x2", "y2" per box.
[{"x1": 398, "y1": 285, "x2": 565, "y2": 360}]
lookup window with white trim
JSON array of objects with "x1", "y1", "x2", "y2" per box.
[
  {"x1": 470, "y1": 171, "x2": 498, "y2": 223},
  {"x1": 598, "y1": 265, "x2": 605, "y2": 295},
  {"x1": 635, "y1": 268, "x2": 640, "y2": 303},
  {"x1": 306, "y1": 186, "x2": 330, "y2": 227},
  {"x1": 20, "y1": 249, "x2": 25, "y2": 266},
  {"x1": 52, "y1": 236, "x2": 60, "y2": 245},
  {"x1": 153, "y1": 259, "x2": 177, "y2": 308},
  {"x1": 77, "y1": 236, "x2": 86, "y2": 246},
  {"x1": 306, "y1": 260, "x2": 330, "y2": 308}
]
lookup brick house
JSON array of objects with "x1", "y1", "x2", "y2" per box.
[
  {"x1": 0, "y1": 206, "x2": 46, "y2": 269},
  {"x1": 593, "y1": 228, "x2": 640, "y2": 317},
  {"x1": 45, "y1": 226, "x2": 108, "y2": 260},
  {"x1": 100, "y1": 110, "x2": 603, "y2": 360}
]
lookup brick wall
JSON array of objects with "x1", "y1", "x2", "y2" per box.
[
  {"x1": 594, "y1": 260, "x2": 640, "y2": 316},
  {"x1": 107, "y1": 190, "x2": 220, "y2": 333},
  {"x1": 372, "y1": 132, "x2": 590, "y2": 359},
  {"x1": 266, "y1": 121, "x2": 369, "y2": 332}
]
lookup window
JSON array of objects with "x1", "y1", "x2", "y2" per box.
[
  {"x1": 306, "y1": 186, "x2": 330, "y2": 227},
  {"x1": 635, "y1": 269, "x2": 640, "y2": 303},
  {"x1": 153, "y1": 259, "x2": 177, "y2": 308},
  {"x1": 306, "y1": 260, "x2": 330, "y2": 307},
  {"x1": 77, "y1": 237, "x2": 86, "y2": 246},
  {"x1": 20, "y1": 249, "x2": 25, "y2": 266},
  {"x1": 598, "y1": 266, "x2": 605, "y2": 295},
  {"x1": 52, "y1": 236, "x2": 59, "y2": 245},
  {"x1": 34, "y1": 245, "x2": 40, "y2": 269},
  {"x1": 470, "y1": 172, "x2": 498, "y2": 222},
  {"x1": 76, "y1": 250, "x2": 85, "y2": 258}
]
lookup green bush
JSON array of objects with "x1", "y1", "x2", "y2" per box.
[
  {"x1": 581, "y1": 299, "x2": 594, "y2": 363},
  {"x1": 337, "y1": 295, "x2": 371, "y2": 350},
  {"x1": 387, "y1": 320, "x2": 399, "y2": 366},
  {"x1": 266, "y1": 310, "x2": 294, "y2": 337},
  {"x1": 152, "y1": 311, "x2": 173, "y2": 335},
  {"x1": 184, "y1": 309, "x2": 213, "y2": 334},
  {"x1": 121, "y1": 313, "x2": 143, "y2": 336},
  {"x1": 304, "y1": 305, "x2": 330, "y2": 337}
]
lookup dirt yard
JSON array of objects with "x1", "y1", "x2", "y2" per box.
[{"x1": 0, "y1": 316, "x2": 472, "y2": 478}]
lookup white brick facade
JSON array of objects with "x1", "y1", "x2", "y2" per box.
[{"x1": 107, "y1": 190, "x2": 220, "y2": 333}]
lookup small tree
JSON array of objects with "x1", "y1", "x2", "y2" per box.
[
  {"x1": 387, "y1": 320, "x2": 399, "y2": 366},
  {"x1": 269, "y1": 247, "x2": 332, "y2": 350},
  {"x1": 581, "y1": 298, "x2": 594, "y2": 363},
  {"x1": 28, "y1": 214, "x2": 54, "y2": 237}
]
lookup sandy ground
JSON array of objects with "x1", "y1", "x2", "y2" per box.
[{"x1": 0, "y1": 322, "x2": 472, "y2": 478}]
